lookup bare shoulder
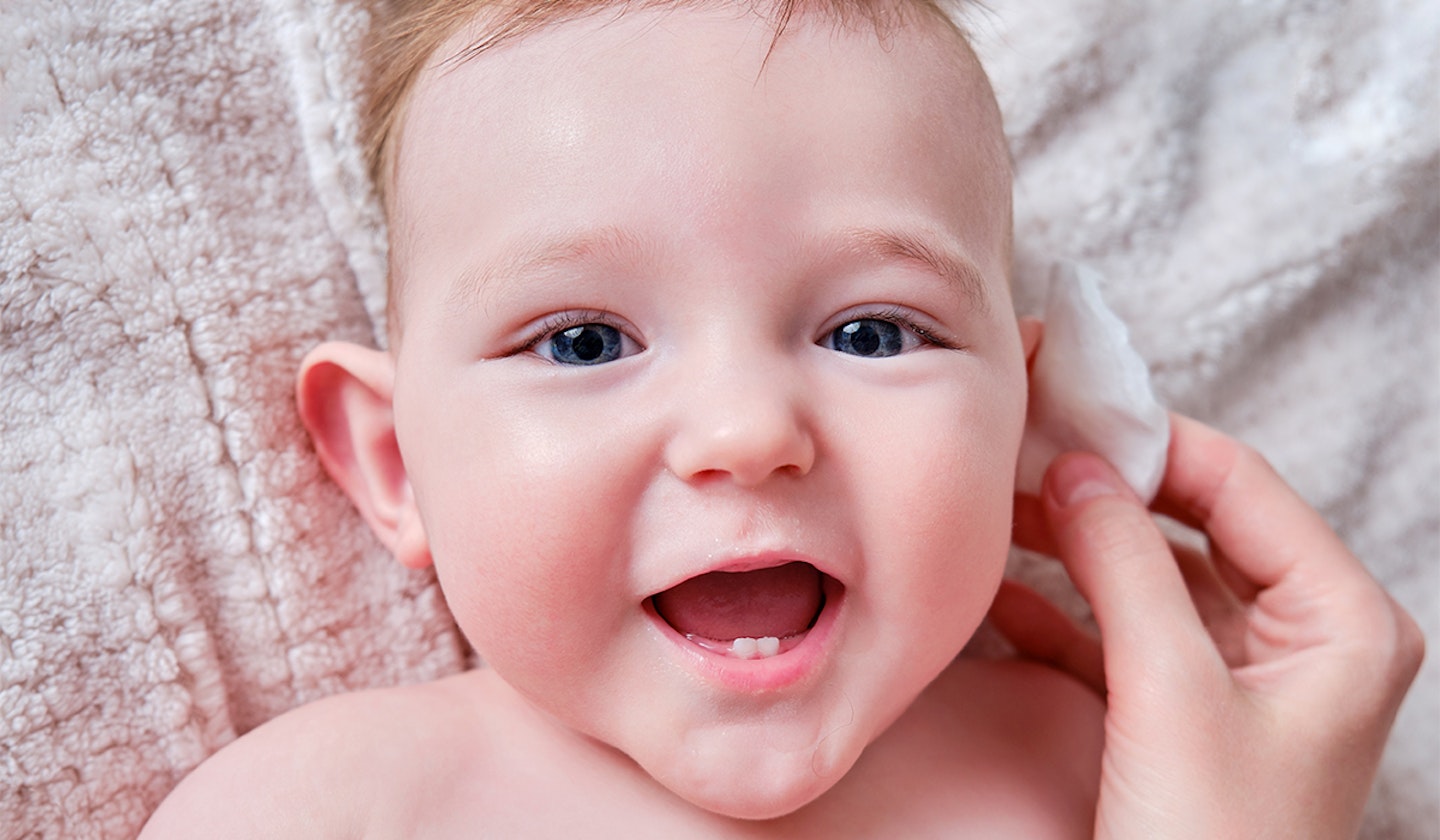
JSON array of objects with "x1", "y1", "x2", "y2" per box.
[
  {"x1": 139, "y1": 671, "x2": 497, "y2": 840},
  {"x1": 823, "y1": 657, "x2": 1104, "y2": 839}
]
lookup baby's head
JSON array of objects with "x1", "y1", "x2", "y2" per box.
[{"x1": 302, "y1": 0, "x2": 1028, "y2": 820}]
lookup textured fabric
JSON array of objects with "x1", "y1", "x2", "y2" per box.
[
  {"x1": 0, "y1": 0, "x2": 1434, "y2": 837},
  {"x1": 980, "y1": 3, "x2": 1439, "y2": 836},
  {"x1": 0, "y1": 3, "x2": 465, "y2": 837}
]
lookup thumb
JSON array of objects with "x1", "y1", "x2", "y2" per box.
[{"x1": 1043, "y1": 452, "x2": 1222, "y2": 690}]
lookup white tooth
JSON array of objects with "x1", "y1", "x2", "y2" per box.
[
  {"x1": 731, "y1": 637, "x2": 759, "y2": 659},
  {"x1": 757, "y1": 637, "x2": 780, "y2": 657}
]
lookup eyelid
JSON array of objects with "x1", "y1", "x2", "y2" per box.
[
  {"x1": 513, "y1": 310, "x2": 645, "y2": 359},
  {"x1": 820, "y1": 305, "x2": 963, "y2": 351}
]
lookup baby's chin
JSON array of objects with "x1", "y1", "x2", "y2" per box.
[
  {"x1": 651, "y1": 751, "x2": 853, "y2": 821},
  {"x1": 632, "y1": 714, "x2": 872, "y2": 821}
]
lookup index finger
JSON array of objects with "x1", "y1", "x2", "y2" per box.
[{"x1": 1155, "y1": 414, "x2": 1363, "y2": 590}]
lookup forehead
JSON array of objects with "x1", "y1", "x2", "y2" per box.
[
  {"x1": 398, "y1": 3, "x2": 996, "y2": 175},
  {"x1": 389, "y1": 3, "x2": 1010, "y2": 312}
]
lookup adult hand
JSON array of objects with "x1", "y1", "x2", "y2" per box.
[{"x1": 990, "y1": 413, "x2": 1424, "y2": 839}]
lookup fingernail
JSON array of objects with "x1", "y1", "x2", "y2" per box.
[{"x1": 1048, "y1": 453, "x2": 1124, "y2": 508}]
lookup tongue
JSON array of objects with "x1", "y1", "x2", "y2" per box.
[{"x1": 653, "y1": 562, "x2": 824, "y2": 642}]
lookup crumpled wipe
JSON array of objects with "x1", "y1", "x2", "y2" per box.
[{"x1": 1016, "y1": 263, "x2": 1170, "y2": 502}]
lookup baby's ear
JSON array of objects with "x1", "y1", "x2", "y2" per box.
[{"x1": 296, "y1": 342, "x2": 432, "y2": 570}]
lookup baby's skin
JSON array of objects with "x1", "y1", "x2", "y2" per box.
[
  {"x1": 141, "y1": 2, "x2": 1422, "y2": 837},
  {"x1": 140, "y1": 659, "x2": 1100, "y2": 837}
]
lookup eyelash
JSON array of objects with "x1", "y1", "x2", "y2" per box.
[
  {"x1": 842, "y1": 306, "x2": 960, "y2": 351},
  {"x1": 511, "y1": 306, "x2": 962, "y2": 356},
  {"x1": 515, "y1": 310, "x2": 636, "y2": 355}
]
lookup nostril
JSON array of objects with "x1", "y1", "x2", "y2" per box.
[{"x1": 664, "y1": 418, "x2": 814, "y2": 486}]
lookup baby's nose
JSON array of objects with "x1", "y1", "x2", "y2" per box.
[{"x1": 662, "y1": 361, "x2": 815, "y2": 487}]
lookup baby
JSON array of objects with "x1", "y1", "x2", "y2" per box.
[{"x1": 141, "y1": 0, "x2": 1422, "y2": 836}]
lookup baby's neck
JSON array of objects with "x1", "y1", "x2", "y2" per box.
[{"x1": 406, "y1": 659, "x2": 1102, "y2": 838}]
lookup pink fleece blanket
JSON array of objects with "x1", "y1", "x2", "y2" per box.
[{"x1": 1, "y1": 0, "x2": 1434, "y2": 837}]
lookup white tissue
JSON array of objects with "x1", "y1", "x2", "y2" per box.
[{"x1": 1015, "y1": 263, "x2": 1170, "y2": 502}]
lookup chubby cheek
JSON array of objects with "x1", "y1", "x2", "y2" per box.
[
  {"x1": 398, "y1": 384, "x2": 649, "y2": 685},
  {"x1": 841, "y1": 364, "x2": 1023, "y2": 654}
]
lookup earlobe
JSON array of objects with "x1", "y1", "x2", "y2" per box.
[{"x1": 296, "y1": 342, "x2": 433, "y2": 569}]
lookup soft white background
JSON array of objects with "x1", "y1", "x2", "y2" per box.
[{"x1": 1, "y1": 0, "x2": 1434, "y2": 837}]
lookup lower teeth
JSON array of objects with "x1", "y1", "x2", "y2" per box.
[
  {"x1": 732, "y1": 636, "x2": 780, "y2": 659},
  {"x1": 685, "y1": 634, "x2": 788, "y2": 659}
]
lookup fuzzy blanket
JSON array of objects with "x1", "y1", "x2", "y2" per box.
[{"x1": 1, "y1": 0, "x2": 1435, "y2": 837}]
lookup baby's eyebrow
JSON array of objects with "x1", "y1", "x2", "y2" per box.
[
  {"x1": 831, "y1": 227, "x2": 990, "y2": 316},
  {"x1": 444, "y1": 225, "x2": 649, "y2": 314},
  {"x1": 444, "y1": 225, "x2": 990, "y2": 316}
]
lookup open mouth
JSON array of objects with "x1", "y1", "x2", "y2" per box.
[{"x1": 650, "y1": 561, "x2": 834, "y2": 660}]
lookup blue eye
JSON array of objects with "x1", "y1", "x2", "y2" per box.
[
  {"x1": 546, "y1": 323, "x2": 628, "y2": 365},
  {"x1": 827, "y1": 319, "x2": 907, "y2": 357}
]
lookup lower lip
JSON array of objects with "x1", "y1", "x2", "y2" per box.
[{"x1": 645, "y1": 576, "x2": 846, "y2": 693}]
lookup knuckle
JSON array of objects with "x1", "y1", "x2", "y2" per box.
[
  {"x1": 1344, "y1": 594, "x2": 1426, "y2": 695},
  {"x1": 1392, "y1": 605, "x2": 1426, "y2": 680},
  {"x1": 1230, "y1": 439, "x2": 1278, "y2": 484}
]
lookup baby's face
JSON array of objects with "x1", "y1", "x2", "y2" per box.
[{"x1": 388, "y1": 3, "x2": 1024, "y2": 819}]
